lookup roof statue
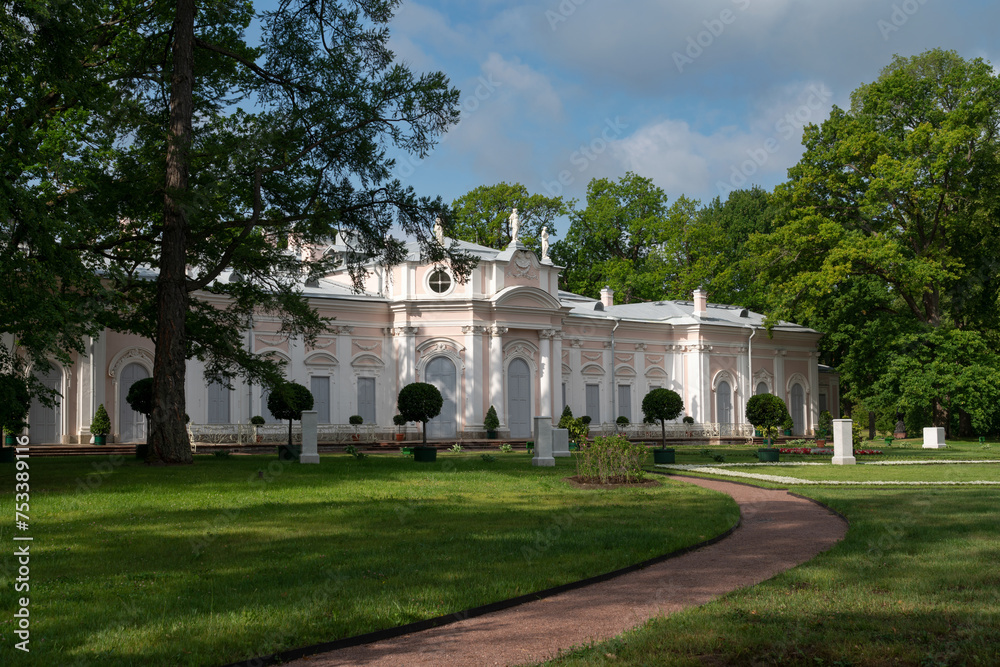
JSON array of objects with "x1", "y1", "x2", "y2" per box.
[
  {"x1": 541, "y1": 226, "x2": 550, "y2": 263},
  {"x1": 509, "y1": 208, "x2": 520, "y2": 244},
  {"x1": 433, "y1": 216, "x2": 444, "y2": 246}
]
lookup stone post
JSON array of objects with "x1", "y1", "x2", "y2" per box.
[
  {"x1": 923, "y1": 427, "x2": 946, "y2": 449},
  {"x1": 300, "y1": 410, "x2": 319, "y2": 464},
  {"x1": 532, "y1": 416, "x2": 554, "y2": 467},
  {"x1": 552, "y1": 428, "x2": 570, "y2": 458},
  {"x1": 831, "y1": 418, "x2": 855, "y2": 465}
]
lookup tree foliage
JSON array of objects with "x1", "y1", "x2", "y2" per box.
[
  {"x1": 2, "y1": 0, "x2": 473, "y2": 463},
  {"x1": 0, "y1": 374, "x2": 31, "y2": 435},
  {"x1": 397, "y1": 382, "x2": 442, "y2": 445},
  {"x1": 451, "y1": 182, "x2": 567, "y2": 253},
  {"x1": 550, "y1": 172, "x2": 680, "y2": 303},
  {"x1": 749, "y1": 48, "x2": 1000, "y2": 435}
]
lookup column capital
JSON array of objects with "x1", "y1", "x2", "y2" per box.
[
  {"x1": 462, "y1": 325, "x2": 488, "y2": 335},
  {"x1": 634, "y1": 343, "x2": 647, "y2": 351},
  {"x1": 539, "y1": 328, "x2": 560, "y2": 340},
  {"x1": 490, "y1": 326, "x2": 509, "y2": 337}
]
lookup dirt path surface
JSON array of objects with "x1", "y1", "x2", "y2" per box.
[{"x1": 285, "y1": 475, "x2": 847, "y2": 667}]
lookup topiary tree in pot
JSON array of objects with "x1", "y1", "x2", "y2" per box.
[
  {"x1": 746, "y1": 393, "x2": 790, "y2": 460},
  {"x1": 393, "y1": 414, "x2": 407, "y2": 440},
  {"x1": 91, "y1": 404, "x2": 112, "y2": 445},
  {"x1": 483, "y1": 405, "x2": 500, "y2": 438},
  {"x1": 126, "y1": 377, "x2": 155, "y2": 458},
  {"x1": 816, "y1": 410, "x2": 833, "y2": 445},
  {"x1": 349, "y1": 414, "x2": 363, "y2": 440},
  {"x1": 397, "y1": 382, "x2": 443, "y2": 449},
  {"x1": 642, "y1": 388, "x2": 684, "y2": 463},
  {"x1": 267, "y1": 381, "x2": 314, "y2": 458}
]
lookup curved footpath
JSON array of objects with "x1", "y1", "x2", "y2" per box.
[{"x1": 283, "y1": 476, "x2": 848, "y2": 667}]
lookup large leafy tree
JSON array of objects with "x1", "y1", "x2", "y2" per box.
[
  {"x1": 450, "y1": 182, "x2": 567, "y2": 253},
  {"x1": 1, "y1": 0, "x2": 117, "y2": 398},
  {"x1": 751, "y1": 49, "x2": 1000, "y2": 435},
  {"x1": 551, "y1": 172, "x2": 681, "y2": 304},
  {"x1": 3, "y1": 0, "x2": 472, "y2": 463}
]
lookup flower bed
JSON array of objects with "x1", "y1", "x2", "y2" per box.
[
  {"x1": 778, "y1": 447, "x2": 883, "y2": 455},
  {"x1": 854, "y1": 449, "x2": 884, "y2": 455}
]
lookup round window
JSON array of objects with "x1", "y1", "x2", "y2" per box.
[{"x1": 428, "y1": 269, "x2": 452, "y2": 294}]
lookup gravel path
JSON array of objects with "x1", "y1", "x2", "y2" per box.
[{"x1": 285, "y1": 475, "x2": 847, "y2": 667}]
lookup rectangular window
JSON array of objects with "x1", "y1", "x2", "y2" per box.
[
  {"x1": 618, "y1": 385, "x2": 631, "y2": 421},
  {"x1": 357, "y1": 377, "x2": 376, "y2": 425},
  {"x1": 819, "y1": 392, "x2": 828, "y2": 414},
  {"x1": 207, "y1": 378, "x2": 230, "y2": 424},
  {"x1": 585, "y1": 384, "x2": 600, "y2": 423},
  {"x1": 311, "y1": 376, "x2": 331, "y2": 424}
]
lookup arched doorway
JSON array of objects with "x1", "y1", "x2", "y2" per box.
[
  {"x1": 425, "y1": 356, "x2": 457, "y2": 439},
  {"x1": 119, "y1": 363, "x2": 149, "y2": 442},
  {"x1": 790, "y1": 383, "x2": 805, "y2": 435},
  {"x1": 716, "y1": 380, "x2": 732, "y2": 424},
  {"x1": 28, "y1": 366, "x2": 61, "y2": 444},
  {"x1": 507, "y1": 358, "x2": 531, "y2": 439}
]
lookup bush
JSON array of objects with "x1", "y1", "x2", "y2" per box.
[
  {"x1": 682, "y1": 415, "x2": 695, "y2": 424},
  {"x1": 250, "y1": 415, "x2": 266, "y2": 425},
  {"x1": 349, "y1": 414, "x2": 363, "y2": 426},
  {"x1": 616, "y1": 415, "x2": 629, "y2": 425},
  {"x1": 450, "y1": 443, "x2": 463, "y2": 453},
  {"x1": 558, "y1": 405, "x2": 575, "y2": 430},
  {"x1": 126, "y1": 377, "x2": 154, "y2": 417},
  {"x1": 91, "y1": 404, "x2": 111, "y2": 435},
  {"x1": 480, "y1": 453, "x2": 496, "y2": 463},
  {"x1": 580, "y1": 415, "x2": 592, "y2": 425},
  {"x1": 484, "y1": 405, "x2": 500, "y2": 431},
  {"x1": 575, "y1": 434, "x2": 648, "y2": 484},
  {"x1": 817, "y1": 410, "x2": 833, "y2": 438},
  {"x1": 745, "y1": 393, "x2": 790, "y2": 438},
  {"x1": 397, "y1": 382, "x2": 443, "y2": 444},
  {"x1": 566, "y1": 417, "x2": 589, "y2": 443},
  {"x1": 0, "y1": 373, "x2": 31, "y2": 435},
  {"x1": 499, "y1": 443, "x2": 513, "y2": 453}
]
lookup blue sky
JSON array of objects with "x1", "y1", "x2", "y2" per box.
[{"x1": 379, "y1": 0, "x2": 999, "y2": 239}]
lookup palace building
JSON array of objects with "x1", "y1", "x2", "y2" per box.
[{"x1": 22, "y1": 235, "x2": 839, "y2": 444}]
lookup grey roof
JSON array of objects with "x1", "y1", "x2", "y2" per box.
[{"x1": 558, "y1": 291, "x2": 816, "y2": 332}]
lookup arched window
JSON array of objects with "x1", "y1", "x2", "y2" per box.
[
  {"x1": 756, "y1": 381, "x2": 769, "y2": 395},
  {"x1": 717, "y1": 381, "x2": 733, "y2": 424},
  {"x1": 791, "y1": 383, "x2": 805, "y2": 435}
]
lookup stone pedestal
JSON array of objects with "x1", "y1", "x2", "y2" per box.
[
  {"x1": 831, "y1": 418, "x2": 855, "y2": 465},
  {"x1": 923, "y1": 427, "x2": 946, "y2": 449},
  {"x1": 532, "y1": 416, "x2": 554, "y2": 467},
  {"x1": 300, "y1": 411, "x2": 319, "y2": 463},
  {"x1": 552, "y1": 428, "x2": 570, "y2": 457}
]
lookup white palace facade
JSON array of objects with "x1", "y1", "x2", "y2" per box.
[{"x1": 22, "y1": 236, "x2": 840, "y2": 444}]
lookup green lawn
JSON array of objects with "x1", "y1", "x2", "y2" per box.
[
  {"x1": 0, "y1": 452, "x2": 737, "y2": 666},
  {"x1": 543, "y1": 483, "x2": 1000, "y2": 666}
]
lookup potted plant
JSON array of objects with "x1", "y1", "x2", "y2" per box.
[
  {"x1": 746, "y1": 393, "x2": 790, "y2": 462},
  {"x1": 349, "y1": 414, "x2": 363, "y2": 441},
  {"x1": 484, "y1": 405, "x2": 500, "y2": 439},
  {"x1": 397, "y1": 382, "x2": 443, "y2": 462},
  {"x1": 91, "y1": 404, "x2": 111, "y2": 446},
  {"x1": 642, "y1": 388, "x2": 684, "y2": 464},
  {"x1": 267, "y1": 381, "x2": 314, "y2": 461},
  {"x1": 393, "y1": 414, "x2": 407, "y2": 441},
  {"x1": 782, "y1": 414, "x2": 794, "y2": 437},
  {"x1": 815, "y1": 410, "x2": 832, "y2": 446},
  {"x1": 0, "y1": 373, "x2": 31, "y2": 462},
  {"x1": 250, "y1": 415, "x2": 266, "y2": 442},
  {"x1": 126, "y1": 377, "x2": 154, "y2": 458},
  {"x1": 616, "y1": 415, "x2": 630, "y2": 433}
]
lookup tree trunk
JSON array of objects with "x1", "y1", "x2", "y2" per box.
[
  {"x1": 958, "y1": 408, "x2": 973, "y2": 438},
  {"x1": 933, "y1": 399, "x2": 950, "y2": 438},
  {"x1": 661, "y1": 420, "x2": 666, "y2": 449},
  {"x1": 149, "y1": 0, "x2": 195, "y2": 465},
  {"x1": 288, "y1": 418, "x2": 293, "y2": 448},
  {"x1": 868, "y1": 411, "x2": 876, "y2": 440}
]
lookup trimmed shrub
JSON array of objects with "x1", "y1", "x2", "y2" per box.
[
  {"x1": 484, "y1": 405, "x2": 500, "y2": 431},
  {"x1": 745, "y1": 393, "x2": 790, "y2": 439},
  {"x1": 642, "y1": 387, "x2": 684, "y2": 449},
  {"x1": 126, "y1": 377, "x2": 154, "y2": 417},
  {"x1": 397, "y1": 382, "x2": 443, "y2": 444},
  {"x1": 267, "y1": 381, "x2": 314, "y2": 447},
  {"x1": 575, "y1": 434, "x2": 648, "y2": 484},
  {"x1": 250, "y1": 415, "x2": 266, "y2": 425},
  {"x1": 91, "y1": 404, "x2": 112, "y2": 435},
  {"x1": 682, "y1": 415, "x2": 695, "y2": 424},
  {"x1": 349, "y1": 415, "x2": 363, "y2": 426}
]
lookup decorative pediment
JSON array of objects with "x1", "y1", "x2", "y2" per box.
[
  {"x1": 581, "y1": 363, "x2": 606, "y2": 376},
  {"x1": 504, "y1": 249, "x2": 539, "y2": 280}
]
